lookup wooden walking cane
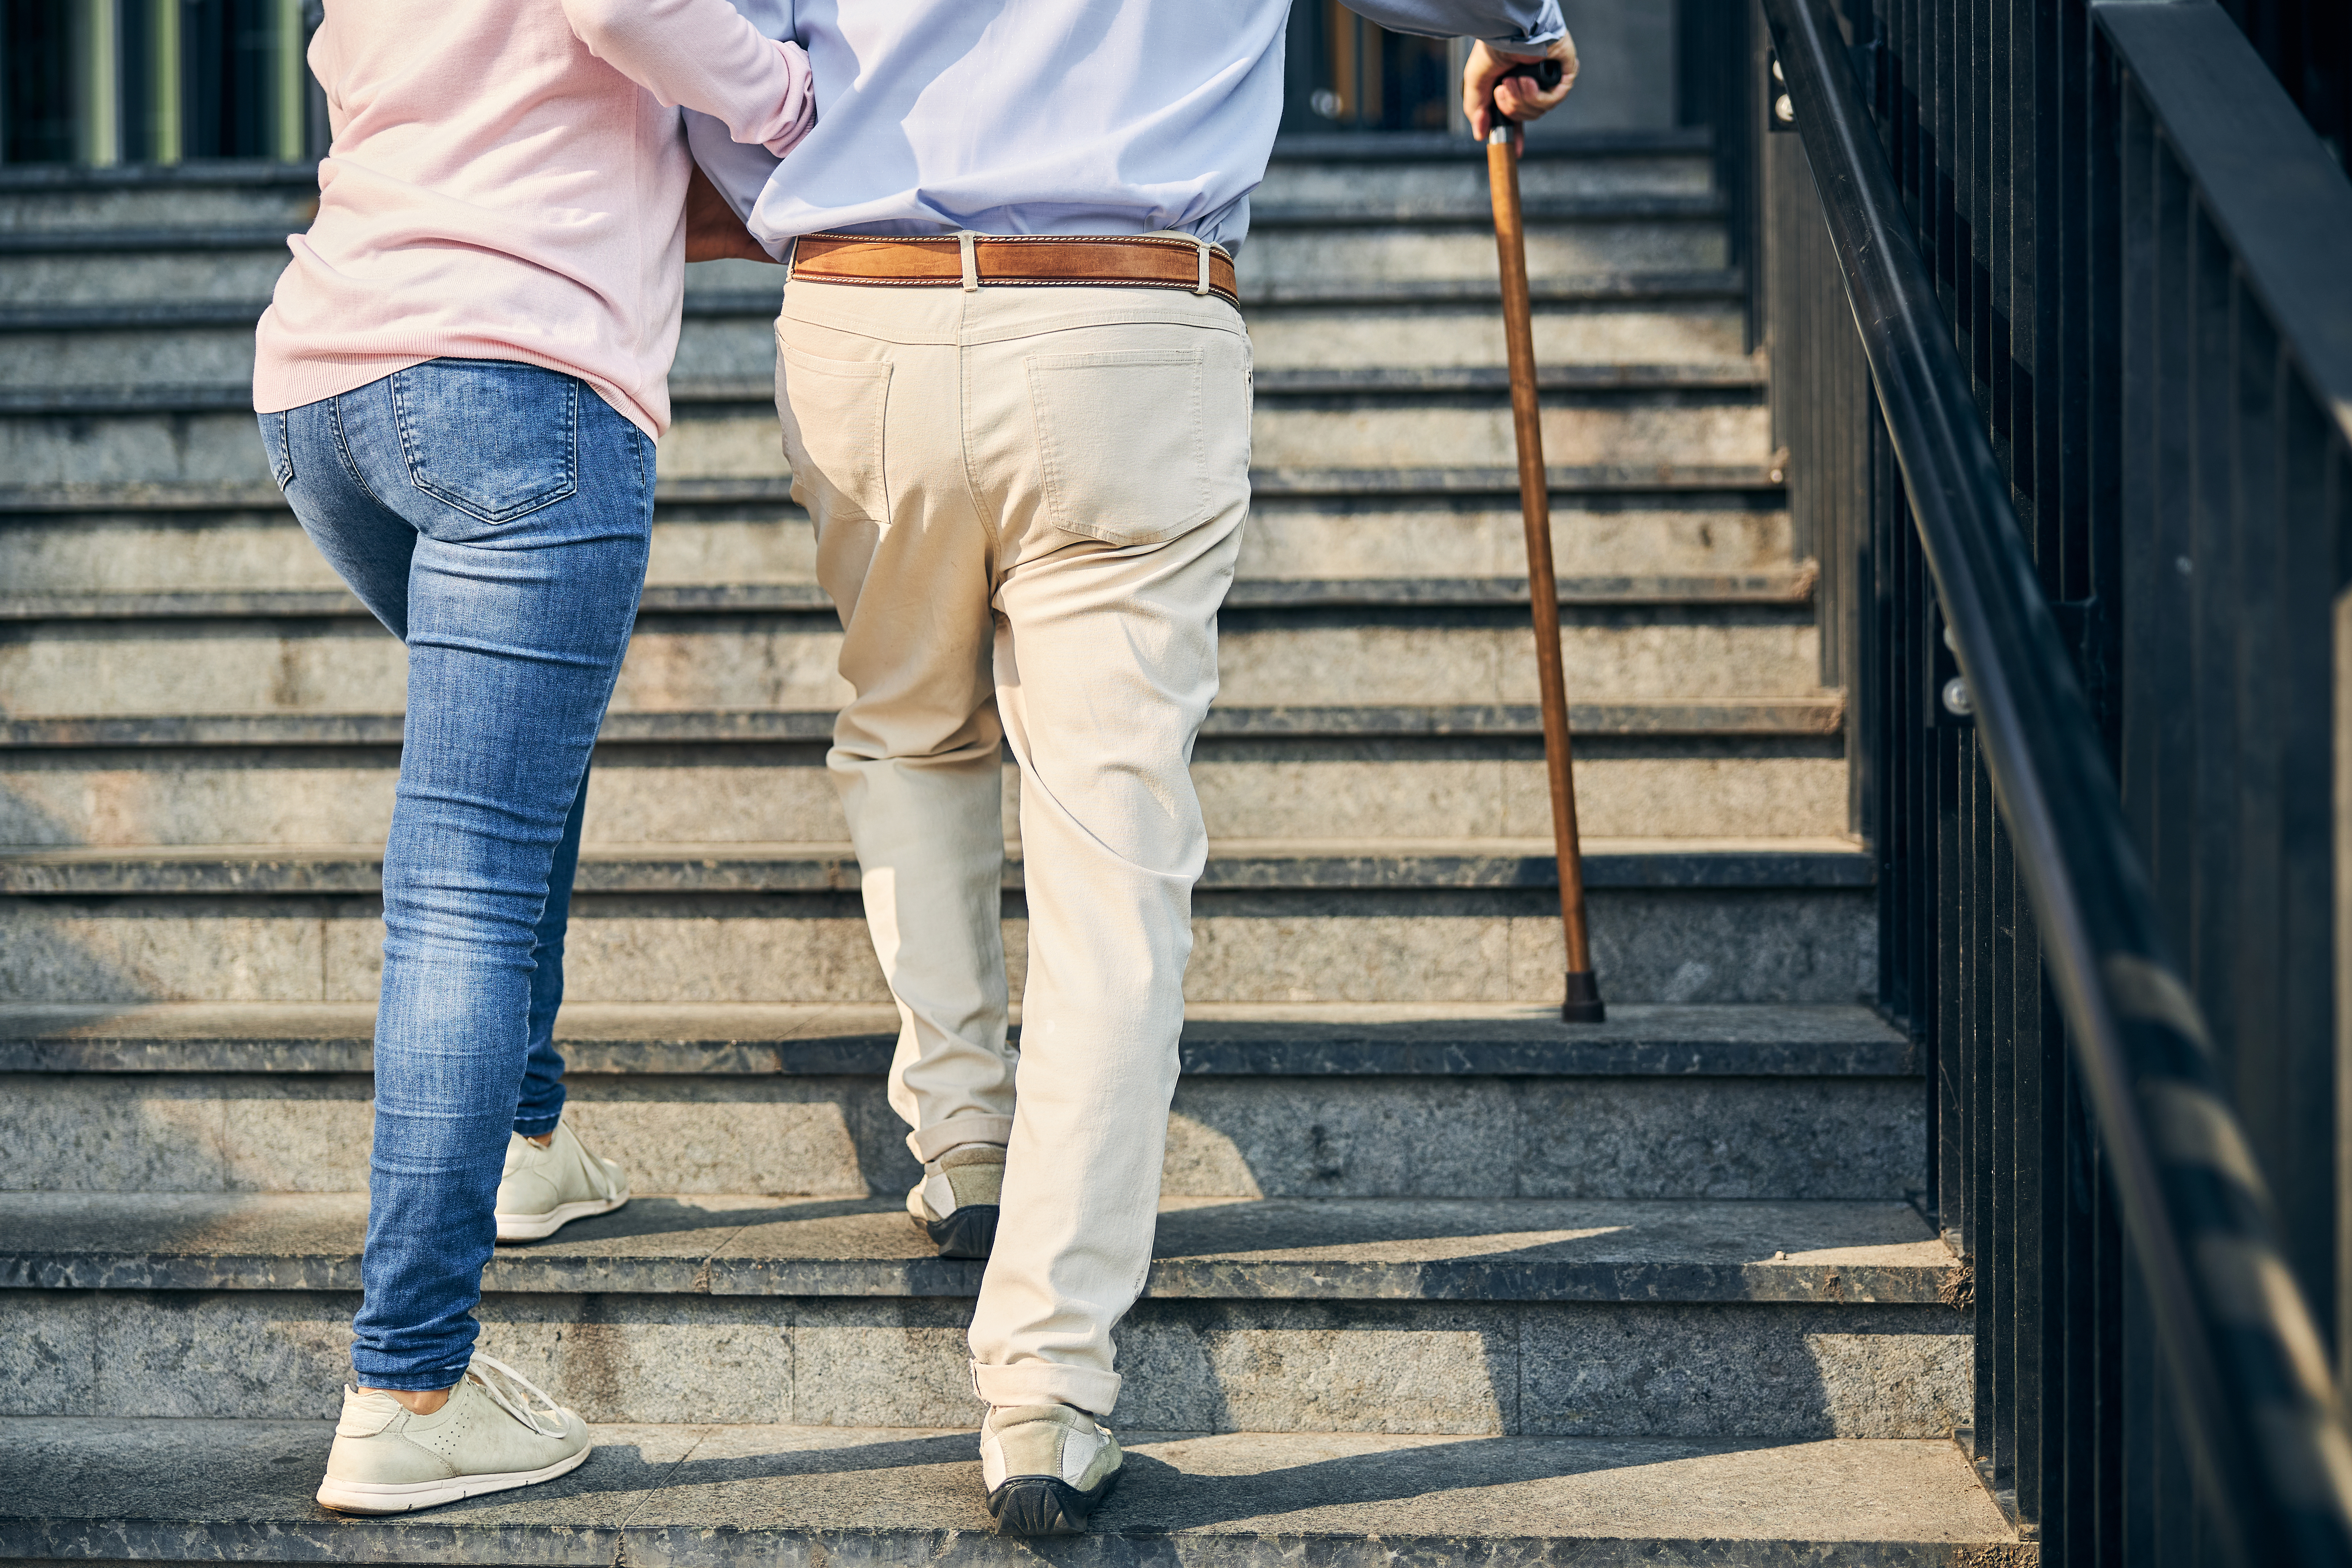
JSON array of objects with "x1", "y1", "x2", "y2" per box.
[{"x1": 1488, "y1": 61, "x2": 1605, "y2": 1023}]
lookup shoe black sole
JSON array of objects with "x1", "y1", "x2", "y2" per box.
[
  {"x1": 987, "y1": 1467, "x2": 1121, "y2": 1536},
  {"x1": 922, "y1": 1203, "x2": 998, "y2": 1259}
]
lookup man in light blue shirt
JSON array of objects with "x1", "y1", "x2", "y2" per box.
[
  {"x1": 689, "y1": 3, "x2": 1574, "y2": 1537},
  {"x1": 689, "y1": 1, "x2": 1572, "y2": 249}
]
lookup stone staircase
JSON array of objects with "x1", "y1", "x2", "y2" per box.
[{"x1": 0, "y1": 135, "x2": 2021, "y2": 1562}]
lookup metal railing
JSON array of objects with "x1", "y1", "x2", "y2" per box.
[
  {"x1": 1749, "y1": 0, "x2": 2352, "y2": 1559},
  {"x1": 0, "y1": 0, "x2": 317, "y2": 166}
]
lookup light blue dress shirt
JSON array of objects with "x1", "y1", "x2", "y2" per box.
[{"x1": 687, "y1": 0, "x2": 1565, "y2": 255}]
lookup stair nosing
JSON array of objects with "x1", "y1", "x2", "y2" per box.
[
  {"x1": 0, "y1": 1000, "x2": 1918, "y2": 1078},
  {"x1": 1267, "y1": 128, "x2": 1717, "y2": 161},
  {"x1": 0, "y1": 699, "x2": 1847, "y2": 750},
  {"x1": 0, "y1": 572, "x2": 1816, "y2": 623},
  {"x1": 0, "y1": 361, "x2": 1765, "y2": 417},
  {"x1": 0, "y1": 268, "x2": 1752, "y2": 335},
  {"x1": 0, "y1": 466, "x2": 1784, "y2": 514},
  {"x1": 0, "y1": 1191, "x2": 1959, "y2": 1305},
  {"x1": 0, "y1": 838, "x2": 1873, "y2": 896}
]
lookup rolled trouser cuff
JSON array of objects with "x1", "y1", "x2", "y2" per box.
[
  {"x1": 910, "y1": 1114, "x2": 1015, "y2": 1163},
  {"x1": 969, "y1": 1358, "x2": 1123, "y2": 1418}
]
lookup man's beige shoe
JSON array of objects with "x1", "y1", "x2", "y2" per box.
[
  {"x1": 315, "y1": 1354, "x2": 591, "y2": 1514},
  {"x1": 980, "y1": 1403, "x2": 1122, "y2": 1535},
  {"x1": 906, "y1": 1141, "x2": 1003, "y2": 1258},
  {"x1": 495, "y1": 1119, "x2": 628, "y2": 1242}
]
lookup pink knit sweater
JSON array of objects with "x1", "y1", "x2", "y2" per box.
[{"x1": 254, "y1": 0, "x2": 813, "y2": 437}]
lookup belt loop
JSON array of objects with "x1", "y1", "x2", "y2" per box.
[
  {"x1": 1192, "y1": 235, "x2": 1212, "y2": 296},
  {"x1": 959, "y1": 231, "x2": 980, "y2": 293}
]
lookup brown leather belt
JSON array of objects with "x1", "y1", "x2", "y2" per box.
[{"x1": 790, "y1": 231, "x2": 1239, "y2": 307}]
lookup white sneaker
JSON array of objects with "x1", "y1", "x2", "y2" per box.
[
  {"x1": 906, "y1": 1141, "x2": 1003, "y2": 1258},
  {"x1": 315, "y1": 1354, "x2": 591, "y2": 1514},
  {"x1": 495, "y1": 1120, "x2": 629, "y2": 1242},
  {"x1": 980, "y1": 1403, "x2": 1123, "y2": 1536}
]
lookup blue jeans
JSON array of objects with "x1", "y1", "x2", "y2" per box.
[{"x1": 260, "y1": 359, "x2": 651, "y2": 1388}]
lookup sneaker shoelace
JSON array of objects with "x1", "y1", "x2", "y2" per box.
[{"x1": 466, "y1": 1353, "x2": 569, "y2": 1439}]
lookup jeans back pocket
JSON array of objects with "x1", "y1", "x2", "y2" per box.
[
  {"x1": 257, "y1": 410, "x2": 293, "y2": 491},
  {"x1": 390, "y1": 359, "x2": 580, "y2": 524}
]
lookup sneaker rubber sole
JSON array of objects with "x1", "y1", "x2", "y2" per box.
[
  {"x1": 987, "y1": 1466, "x2": 1121, "y2": 1536},
  {"x1": 916, "y1": 1202, "x2": 998, "y2": 1259},
  {"x1": 316, "y1": 1443, "x2": 592, "y2": 1514},
  {"x1": 495, "y1": 1193, "x2": 628, "y2": 1243}
]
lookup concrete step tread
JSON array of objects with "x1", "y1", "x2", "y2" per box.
[
  {"x1": 0, "y1": 1418, "x2": 2016, "y2": 1565},
  {"x1": 1268, "y1": 128, "x2": 1717, "y2": 160},
  {"x1": 0, "y1": 466, "x2": 1783, "y2": 515},
  {"x1": 0, "y1": 570, "x2": 1818, "y2": 623},
  {"x1": 0, "y1": 1192, "x2": 1959, "y2": 1303},
  {"x1": 1239, "y1": 268, "x2": 1747, "y2": 307},
  {"x1": 1247, "y1": 194, "x2": 1725, "y2": 228},
  {"x1": 0, "y1": 698, "x2": 1847, "y2": 749},
  {"x1": 0, "y1": 837, "x2": 1872, "y2": 896},
  {"x1": 0, "y1": 1000, "x2": 1916, "y2": 1076}
]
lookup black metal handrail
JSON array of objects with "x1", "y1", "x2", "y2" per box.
[{"x1": 1755, "y1": 0, "x2": 2352, "y2": 1560}]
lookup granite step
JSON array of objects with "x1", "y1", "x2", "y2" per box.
[
  {"x1": 0, "y1": 488, "x2": 1794, "y2": 591},
  {"x1": 0, "y1": 728, "x2": 1849, "y2": 847},
  {"x1": 0, "y1": 1191, "x2": 1971, "y2": 1435},
  {"x1": 0, "y1": 197, "x2": 1715, "y2": 310},
  {"x1": 0, "y1": 839, "x2": 1872, "y2": 896},
  {"x1": 0, "y1": 463, "x2": 1784, "y2": 514},
  {"x1": 0, "y1": 361, "x2": 1769, "y2": 414},
  {"x1": 0, "y1": 569, "x2": 1816, "y2": 621},
  {"x1": 0, "y1": 1002, "x2": 1922, "y2": 1201},
  {"x1": 1233, "y1": 217, "x2": 1725, "y2": 292},
  {"x1": 0, "y1": 1418, "x2": 2024, "y2": 1564},
  {"x1": 0, "y1": 606, "x2": 1825, "y2": 718},
  {"x1": 0, "y1": 276, "x2": 1752, "y2": 387},
  {"x1": 0, "y1": 1190, "x2": 1956, "y2": 1302},
  {"x1": 0, "y1": 159, "x2": 322, "y2": 230},
  {"x1": 0, "y1": 376, "x2": 1769, "y2": 491},
  {"x1": 0, "y1": 199, "x2": 1723, "y2": 309},
  {"x1": 0, "y1": 841, "x2": 1875, "y2": 1008},
  {"x1": 0, "y1": 698, "x2": 1846, "y2": 748}
]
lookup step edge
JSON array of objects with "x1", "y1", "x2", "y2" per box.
[
  {"x1": 0, "y1": 572, "x2": 1817, "y2": 622},
  {"x1": 0, "y1": 699, "x2": 1848, "y2": 749}
]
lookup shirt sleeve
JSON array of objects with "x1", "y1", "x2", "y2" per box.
[
  {"x1": 561, "y1": 0, "x2": 815, "y2": 153},
  {"x1": 1339, "y1": 0, "x2": 1566, "y2": 51}
]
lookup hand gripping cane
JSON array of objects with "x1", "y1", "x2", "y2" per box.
[{"x1": 1488, "y1": 59, "x2": 1604, "y2": 1024}]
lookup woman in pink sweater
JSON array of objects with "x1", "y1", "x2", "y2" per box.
[{"x1": 254, "y1": 0, "x2": 811, "y2": 1514}]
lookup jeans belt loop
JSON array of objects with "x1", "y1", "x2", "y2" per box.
[
  {"x1": 959, "y1": 231, "x2": 980, "y2": 293},
  {"x1": 1192, "y1": 235, "x2": 1212, "y2": 295}
]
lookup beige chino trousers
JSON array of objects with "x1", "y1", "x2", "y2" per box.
[{"x1": 775, "y1": 272, "x2": 1250, "y2": 1416}]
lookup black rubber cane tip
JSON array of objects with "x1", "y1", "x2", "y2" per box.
[{"x1": 1561, "y1": 970, "x2": 1607, "y2": 1024}]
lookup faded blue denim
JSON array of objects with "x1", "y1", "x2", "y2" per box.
[{"x1": 260, "y1": 359, "x2": 650, "y2": 1389}]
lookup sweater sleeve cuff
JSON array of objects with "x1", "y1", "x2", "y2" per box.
[{"x1": 746, "y1": 38, "x2": 817, "y2": 157}]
